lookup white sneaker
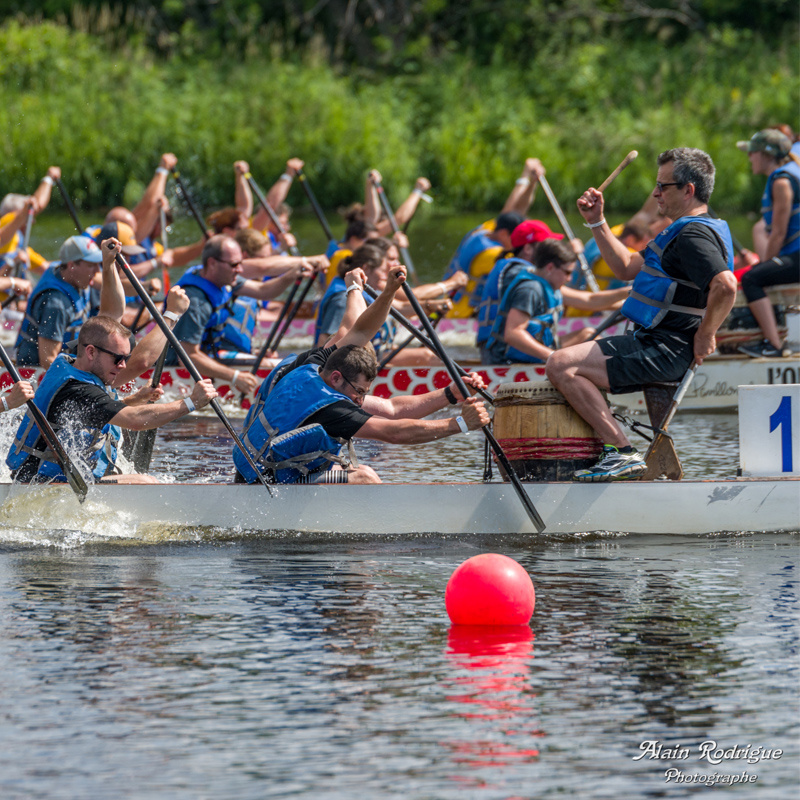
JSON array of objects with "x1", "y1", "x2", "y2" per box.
[{"x1": 574, "y1": 446, "x2": 647, "y2": 482}]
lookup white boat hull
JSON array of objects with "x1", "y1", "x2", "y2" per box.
[{"x1": 0, "y1": 478, "x2": 796, "y2": 536}]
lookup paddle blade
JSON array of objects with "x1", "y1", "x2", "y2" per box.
[{"x1": 642, "y1": 433, "x2": 683, "y2": 481}]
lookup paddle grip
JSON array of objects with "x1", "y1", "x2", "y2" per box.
[{"x1": 597, "y1": 150, "x2": 638, "y2": 193}]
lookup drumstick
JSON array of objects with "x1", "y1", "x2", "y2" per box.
[{"x1": 597, "y1": 150, "x2": 638, "y2": 192}]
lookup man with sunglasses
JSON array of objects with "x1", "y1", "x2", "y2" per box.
[
  {"x1": 166, "y1": 234, "x2": 317, "y2": 396},
  {"x1": 8, "y1": 312, "x2": 218, "y2": 486},
  {"x1": 547, "y1": 147, "x2": 738, "y2": 482}
]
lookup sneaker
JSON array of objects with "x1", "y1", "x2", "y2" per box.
[
  {"x1": 574, "y1": 445, "x2": 647, "y2": 482},
  {"x1": 738, "y1": 339, "x2": 782, "y2": 358}
]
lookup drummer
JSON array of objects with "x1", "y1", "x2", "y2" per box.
[{"x1": 233, "y1": 265, "x2": 489, "y2": 485}]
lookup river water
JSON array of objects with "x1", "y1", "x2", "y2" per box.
[{"x1": 1, "y1": 208, "x2": 797, "y2": 798}]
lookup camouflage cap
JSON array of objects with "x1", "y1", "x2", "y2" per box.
[{"x1": 736, "y1": 129, "x2": 792, "y2": 159}]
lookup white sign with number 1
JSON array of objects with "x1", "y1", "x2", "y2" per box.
[{"x1": 739, "y1": 384, "x2": 800, "y2": 477}]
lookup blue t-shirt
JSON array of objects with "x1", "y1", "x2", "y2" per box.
[{"x1": 16, "y1": 290, "x2": 77, "y2": 366}]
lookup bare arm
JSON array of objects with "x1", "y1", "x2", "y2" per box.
[
  {"x1": 0, "y1": 198, "x2": 38, "y2": 250},
  {"x1": 133, "y1": 153, "x2": 176, "y2": 240},
  {"x1": 37, "y1": 337, "x2": 62, "y2": 370},
  {"x1": 764, "y1": 177, "x2": 793, "y2": 261},
  {"x1": 502, "y1": 158, "x2": 544, "y2": 214},
  {"x1": 577, "y1": 188, "x2": 644, "y2": 281},
  {"x1": 97, "y1": 239, "x2": 126, "y2": 322},
  {"x1": 364, "y1": 170, "x2": 382, "y2": 225},
  {"x1": 31, "y1": 167, "x2": 60, "y2": 212},
  {"x1": 238, "y1": 262, "x2": 313, "y2": 302},
  {"x1": 338, "y1": 266, "x2": 408, "y2": 348},
  {"x1": 356, "y1": 396, "x2": 488, "y2": 443},
  {"x1": 387, "y1": 177, "x2": 431, "y2": 230},
  {"x1": 234, "y1": 160, "x2": 253, "y2": 219},
  {"x1": 562, "y1": 285, "x2": 629, "y2": 312},
  {"x1": 693, "y1": 270, "x2": 738, "y2": 364},
  {"x1": 503, "y1": 308, "x2": 554, "y2": 362},
  {"x1": 110, "y1": 379, "x2": 216, "y2": 431},
  {"x1": 327, "y1": 269, "x2": 368, "y2": 347}
]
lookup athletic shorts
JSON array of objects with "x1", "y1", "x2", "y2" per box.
[
  {"x1": 598, "y1": 327, "x2": 694, "y2": 395},
  {"x1": 740, "y1": 252, "x2": 800, "y2": 302}
]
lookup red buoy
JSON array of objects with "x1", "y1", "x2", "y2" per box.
[{"x1": 445, "y1": 553, "x2": 535, "y2": 625}]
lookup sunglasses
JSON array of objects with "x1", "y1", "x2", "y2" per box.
[
  {"x1": 91, "y1": 344, "x2": 129, "y2": 365},
  {"x1": 655, "y1": 181, "x2": 685, "y2": 192}
]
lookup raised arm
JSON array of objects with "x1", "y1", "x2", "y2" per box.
[
  {"x1": 31, "y1": 166, "x2": 60, "y2": 213},
  {"x1": 133, "y1": 153, "x2": 177, "y2": 240},
  {"x1": 502, "y1": 158, "x2": 544, "y2": 214},
  {"x1": 234, "y1": 160, "x2": 253, "y2": 219},
  {"x1": 338, "y1": 265, "x2": 407, "y2": 348},
  {"x1": 97, "y1": 238, "x2": 126, "y2": 322}
]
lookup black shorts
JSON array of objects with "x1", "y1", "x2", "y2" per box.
[
  {"x1": 598, "y1": 327, "x2": 694, "y2": 394},
  {"x1": 740, "y1": 252, "x2": 800, "y2": 302}
]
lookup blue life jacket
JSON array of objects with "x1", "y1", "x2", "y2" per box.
[
  {"x1": 487, "y1": 269, "x2": 562, "y2": 363},
  {"x1": 233, "y1": 363, "x2": 353, "y2": 484},
  {"x1": 476, "y1": 257, "x2": 530, "y2": 346},
  {"x1": 177, "y1": 267, "x2": 255, "y2": 355},
  {"x1": 762, "y1": 168, "x2": 800, "y2": 256},
  {"x1": 315, "y1": 276, "x2": 347, "y2": 344},
  {"x1": 325, "y1": 239, "x2": 343, "y2": 260},
  {"x1": 241, "y1": 353, "x2": 298, "y2": 437},
  {"x1": 15, "y1": 264, "x2": 91, "y2": 352},
  {"x1": 6, "y1": 354, "x2": 121, "y2": 482},
  {"x1": 622, "y1": 216, "x2": 734, "y2": 329}
]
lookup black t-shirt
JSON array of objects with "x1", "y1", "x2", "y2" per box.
[
  {"x1": 14, "y1": 380, "x2": 127, "y2": 482},
  {"x1": 646, "y1": 216, "x2": 731, "y2": 334},
  {"x1": 271, "y1": 346, "x2": 372, "y2": 440}
]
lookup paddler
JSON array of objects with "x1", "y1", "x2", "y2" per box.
[
  {"x1": 546, "y1": 147, "x2": 738, "y2": 481},
  {"x1": 735, "y1": 129, "x2": 800, "y2": 358},
  {"x1": 164, "y1": 234, "x2": 318, "y2": 395},
  {"x1": 7, "y1": 253, "x2": 216, "y2": 485},
  {"x1": 484, "y1": 238, "x2": 629, "y2": 365},
  {"x1": 233, "y1": 265, "x2": 489, "y2": 485}
]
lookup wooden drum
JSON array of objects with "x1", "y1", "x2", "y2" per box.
[{"x1": 493, "y1": 380, "x2": 603, "y2": 481}]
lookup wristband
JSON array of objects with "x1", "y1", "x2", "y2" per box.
[
  {"x1": 231, "y1": 370, "x2": 241, "y2": 387},
  {"x1": 41, "y1": 175, "x2": 54, "y2": 186},
  {"x1": 8, "y1": 277, "x2": 16, "y2": 293},
  {"x1": 515, "y1": 177, "x2": 531, "y2": 186},
  {"x1": 156, "y1": 166, "x2": 170, "y2": 176},
  {"x1": 150, "y1": 257, "x2": 158, "y2": 271},
  {"x1": 436, "y1": 281, "x2": 448, "y2": 297},
  {"x1": 163, "y1": 310, "x2": 180, "y2": 322},
  {"x1": 455, "y1": 415, "x2": 469, "y2": 434},
  {"x1": 183, "y1": 397, "x2": 196, "y2": 414},
  {"x1": 280, "y1": 173, "x2": 293, "y2": 182},
  {"x1": 345, "y1": 283, "x2": 363, "y2": 295},
  {"x1": 584, "y1": 218, "x2": 606, "y2": 229},
  {"x1": 444, "y1": 385, "x2": 458, "y2": 405},
  {"x1": 1, "y1": 396, "x2": 8, "y2": 413}
]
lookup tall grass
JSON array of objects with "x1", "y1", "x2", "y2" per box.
[{"x1": 0, "y1": 19, "x2": 796, "y2": 214}]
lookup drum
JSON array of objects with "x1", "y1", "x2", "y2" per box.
[{"x1": 493, "y1": 380, "x2": 603, "y2": 481}]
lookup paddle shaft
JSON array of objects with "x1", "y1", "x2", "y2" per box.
[
  {"x1": 0, "y1": 343, "x2": 88, "y2": 502},
  {"x1": 362, "y1": 285, "x2": 493, "y2": 405},
  {"x1": 113, "y1": 250, "x2": 274, "y2": 495},
  {"x1": 270, "y1": 275, "x2": 316, "y2": 353},
  {"x1": 658, "y1": 362, "x2": 698, "y2": 434},
  {"x1": 369, "y1": 177, "x2": 418, "y2": 284},
  {"x1": 245, "y1": 173, "x2": 301, "y2": 257},
  {"x1": 249, "y1": 278, "x2": 302, "y2": 374},
  {"x1": 597, "y1": 150, "x2": 639, "y2": 193},
  {"x1": 296, "y1": 168, "x2": 335, "y2": 242},
  {"x1": 126, "y1": 345, "x2": 170, "y2": 474},
  {"x1": 14, "y1": 207, "x2": 35, "y2": 276},
  {"x1": 399, "y1": 283, "x2": 545, "y2": 532},
  {"x1": 538, "y1": 175, "x2": 600, "y2": 292},
  {"x1": 588, "y1": 308, "x2": 625, "y2": 341},
  {"x1": 172, "y1": 171, "x2": 210, "y2": 240},
  {"x1": 54, "y1": 177, "x2": 83, "y2": 232}
]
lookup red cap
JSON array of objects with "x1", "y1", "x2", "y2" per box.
[{"x1": 510, "y1": 220, "x2": 564, "y2": 249}]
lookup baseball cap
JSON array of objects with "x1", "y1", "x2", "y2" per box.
[
  {"x1": 58, "y1": 235, "x2": 103, "y2": 264},
  {"x1": 494, "y1": 211, "x2": 525, "y2": 233},
  {"x1": 736, "y1": 129, "x2": 792, "y2": 159},
  {"x1": 510, "y1": 219, "x2": 564, "y2": 249},
  {"x1": 97, "y1": 221, "x2": 146, "y2": 255}
]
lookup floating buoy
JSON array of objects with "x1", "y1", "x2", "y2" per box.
[{"x1": 445, "y1": 553, "x2": 535, "y2": 625}]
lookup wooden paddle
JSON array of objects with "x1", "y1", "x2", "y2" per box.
[
  {"x1": 124, "y1": 344, "x2": 169, "y2": 473},
  {"x1": 538, "y1": 174, "x2": 600, "y2": 293},
  {"x1": 54, "y1": 177, "x2": 84, "y2": 232},
  {"x1": 362, "y1": 285, "x2": 494, "y2": 405},
  {"x1": 398, "y1": 283, "x2": 545, "y2": 531},
  {"x1": 368, "y1": 174, "x2": 419, "y2": 284},
  {"x1": 597, "y1": 150, "x2": 639, "y2": 193},
  {"x1": 0, "y1": 343, "x2": 88, "y2": 502},
  {"x1": 641, "y1": 362, "x2": 697, "y2": 481},
  {"x1": 171, "y1": 170, "x2": 211, "y2": 240},
  {"x1": 112, "y1": 248, "x2": 274, "y2": 495},
  {"x1": 295, "y1": 167, "x2": 335, "y2": 243}
]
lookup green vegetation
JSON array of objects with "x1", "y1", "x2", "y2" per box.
[{"x1": 0, "y1": 8, "x2": 797, "y2": 214}]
